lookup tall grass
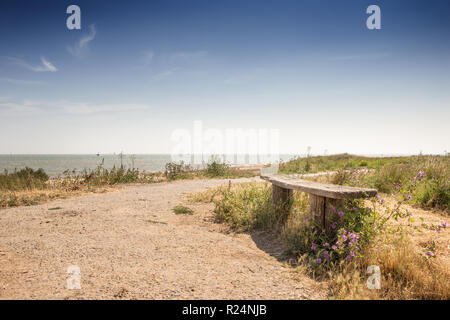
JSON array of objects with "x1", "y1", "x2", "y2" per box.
[
  {"x1": 164, "y1": 158, "x2": 256, "y2": 181},
  {"x1": 330, "y1": 232, "x2": 450, "y2": 299},
  {"x1": 213, "y1": 182, "x2": 276, "y2": 230},
  {"x1": 0, "y1": 167, "x2": 49, "y2": 192},
  {"x1": 282, "y1": 154, "x2": 449, "y2": 212},
  {"x1": 0, "y1": 163, "x2": 162, "y2": 208}
]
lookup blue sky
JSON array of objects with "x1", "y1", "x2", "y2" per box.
[{"x1": 0, "y1": 0, "x2": 449, "y2": 155}]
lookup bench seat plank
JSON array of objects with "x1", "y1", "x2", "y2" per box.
[{"x1": 261, "y1": 174, "x2": 377, "y2": 199}]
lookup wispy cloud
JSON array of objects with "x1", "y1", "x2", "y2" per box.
[
  {"x1": 0, "y1": 77, "x2": 46, "y2": 85},
  {"x1": 58, "y1": 101, "x2": 150, "y2": 115},
  {"x1": 4, "y1": 56, "x2": 58, "y2": 72},
  {"x1": 133, "y1": 50, "x2": 155, "y2": 69},
  {"x1": 172, "y1": 50, "x2": 208, "y2": 59},
  {"x1": 152, "y1": 68, "x2": 178, "y2": 81},
  {"x1": 0, "y1": 101, "x2": 42, "y2": 116},
  {"x1": 142, "y1": 51, "x2": 154, "y2": 65},
  {"x1": 328, "y1": 53, "x2": 389, "y2": 61},
  {"x1": 0, "y1": 99, "x2": 151, "y2": 116},
  {"x1": 67, "y1": 24, "x2": 97, "y2": 57}
]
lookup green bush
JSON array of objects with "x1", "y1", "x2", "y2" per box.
[
  {"x1": 413, "y1": 178, "x2": 449, "y2": 209},
  {"x1": 213, "y1": 182, "x2": 277, "y2": 230},
  {"x1": 0, "y1": 167, "x2": 49, "y2": 191},
  {"x1": 206, "y1": 159, "x2": 230, "y2": 177},
  {"x1": 358, "y1": 160, "x2": 368, "y2": 167},
  {"x1": 164, "y1": 161, "x2": 193, "y2": 180}
]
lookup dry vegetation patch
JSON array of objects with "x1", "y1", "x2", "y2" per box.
[{"x1": 188, "y1": 178, "x2": 449, "y2": 300}]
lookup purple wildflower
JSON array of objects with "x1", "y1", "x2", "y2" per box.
[
  {"x1": 342, "y1": 234, "x2": 348, "y2": 241},
  {"x1": 311, "y1": 244, "x2": 316, "y2": 251},
  {"x1": 419, "y1": 170, "x2": 424, "y2": 180},
  {"x1": 346, "y1": 255, "x2": 352, "y2": 262},
  {"x1": 331, "y1": 223, "x2": 336, "y2": 230},
  {"x1": 407, "y1": 195, "x2": 412, "y2": 200},
  {"x1": 323, "y1": 251, "x2": 330, "y2": 259},
  {"x1": 323, "y1": 242, "x2": 329, "y2": 247},
  {"x1": 425, "y1": 251, "x2": 433, "y2": 257},
  {"x1": 316, "y1": 258, "x2": 322, "y2": 264},
  {"x1": 338, "y1": 211, "x2": 344, "y2": 217},
  {"x1": 331, "y1": 245, "x2": 337, "y2": 250},
  {"x1": 331, "y1": 207, "x2": 336, "y2": 213}
]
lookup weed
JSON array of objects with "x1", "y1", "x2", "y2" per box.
[{"x1": 172, "y1": 205, "x2": 194, "y2": 215}]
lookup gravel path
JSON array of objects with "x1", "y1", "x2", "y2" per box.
[{"x1": 0, "y1": 178, "x2": 326, "y2": 299}]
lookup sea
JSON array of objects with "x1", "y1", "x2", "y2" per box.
[{"x1": 0, "y1": 154, "x2": 299, "y2": 177}]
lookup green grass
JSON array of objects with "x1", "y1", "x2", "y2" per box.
[
  {"x1": 172, "y1": 205, "x2": 194, "y2": 215},
  {"x1": 213, "y1": 182, "x2": 278, "y2": 230},
  {"x1": 281, "y1": 154, "x2": 449, "y2": 212},
  {"x1": 164, "y1": 158, "x2": 256, "y2": 181},
  {"x1": 0, "y1": 167, "x2": 49, "y2": 192},
  {"x1": 280, "y1": 153, "x2": 444, "y2": 174}
]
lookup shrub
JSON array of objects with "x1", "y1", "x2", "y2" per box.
[
  {"x1": 304, "y1": 160, "x2": 311, "y2": 172},
  {"x1": 0, "y1": 167, "x2": 49, "y2": 191},
  {"x1": 213, "y1": 182, "x2": 277, "y2": 230},
  {"x1": 358, "y1": 160, "x2": 368, "y2": 167},
  {"x1": 412, "y1": 178, "x2": 449, "y2": 210},
  {"x1": 164, "y1": 161, "x2": 193, "y2": 180},
  {"x1": 206, "y1": 159, "x2": 230, "y2": 177}
]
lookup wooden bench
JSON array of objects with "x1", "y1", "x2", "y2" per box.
[{"x1": 260, "y1": 174, "x2": 377, "y2": 230}]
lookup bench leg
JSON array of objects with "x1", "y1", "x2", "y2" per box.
[
  {"x1": 309, "y1": 194, "x2": 326, "y2": 229},
  {"x1": 272, "y1": 185, "x2": 293, "y2": 220},
  {"x1": 310, "y1": 195, "x2": 342, "y2": 231}
]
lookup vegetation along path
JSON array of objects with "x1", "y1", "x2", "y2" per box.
[{"x1": 0, "y1": 178, "x2": 325, "y2": 299}]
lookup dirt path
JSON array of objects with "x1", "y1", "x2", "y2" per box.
[{"x1": 0, "y1": 178, "x2": 325, "y2": 299}]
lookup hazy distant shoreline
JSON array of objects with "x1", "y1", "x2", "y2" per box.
[{"x1": 0, "y1": 154, "x2": 294, "y2": 177}]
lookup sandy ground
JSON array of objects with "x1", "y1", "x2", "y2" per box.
[{"x1": 0, "y1": 178, "x2": 326, "y2": 300}]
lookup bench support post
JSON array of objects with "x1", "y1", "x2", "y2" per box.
[
  {"x1": 309, "y1": 194, "x2": 326, "y2": 228},
  {"x1": 309, "y1": 195, "x2": 342, "y2": 230},
  {"x1": 272, "y1": 185, "x2": 293, "y2": 220}
]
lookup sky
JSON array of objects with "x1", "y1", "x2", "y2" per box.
[{"x1": 0, "y1": 0, "x2": 449, "y2": 156}]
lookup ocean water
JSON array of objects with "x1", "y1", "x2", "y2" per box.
[{"x1": 0, "y1": 154, "x2": 298, "y2": 177}]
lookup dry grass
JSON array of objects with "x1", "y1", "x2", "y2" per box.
[
  {"x1": 0, "y1": 163, "x2": 258, "y2": 209},
  {"x1": 330, "y1": 230, "x2": 449, "y2": 299},
  {"x1": 0, "y1": 186, "x2": 114, "y2": 208}
]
